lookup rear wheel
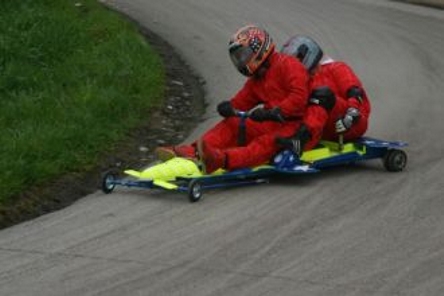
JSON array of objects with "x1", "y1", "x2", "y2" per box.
[
  {"x1": 383, "y1": 149, "x2": 407, "y2": 172},
  {"x1": 188, "y1": 179, "x2": 203, "y2": 203},
  {"x1": 101, "y1": 169, "x2": 119, "y2": 194}
]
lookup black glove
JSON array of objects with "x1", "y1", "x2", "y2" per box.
[
  {"x1": 276, "y1": 124, "x2": 311, "y2": 156},
  {"x1": 250, "y1": 107, "x2": 284, "y2": 122},
  {"x1": 309, "y1": 86, "x2": 336, "y2": 111},
  {"x1": 217, "y1": 101, "x2": 235, "y2": 117}
]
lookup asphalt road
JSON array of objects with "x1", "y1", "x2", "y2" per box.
[{"x1": 1, "y1": 0, "x2": 444, "y2": 295}]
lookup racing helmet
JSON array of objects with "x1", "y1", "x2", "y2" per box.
[
  {"x1": 228, "y1": 25, "x2": 276, "y2": 76},
  {"x1": 281, "y1": 35, "x2": 323, "y2": 73}
]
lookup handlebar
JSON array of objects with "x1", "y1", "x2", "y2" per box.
[
  {"x1": 232, "y1": 107, "x2": 285, "y2": 146},
  {"x1": 233, "y1": 110, "x2": 249, "y2": 118},
  {"x1": 234, "y1": 109, "x2": 249, "y2": 146}
]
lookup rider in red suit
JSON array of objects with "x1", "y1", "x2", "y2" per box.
[
  {"x1": 279, "y1": 35, "x2": 371, "y2": 152},
  {"x1": 156, "y1": 25, "x2": 310, "y2": 173}
]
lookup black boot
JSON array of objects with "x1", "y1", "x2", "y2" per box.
[{"x1": 276, "y1": 124, "x2": 311, "y2": 156}]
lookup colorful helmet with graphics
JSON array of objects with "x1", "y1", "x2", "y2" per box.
[
  {"x1": 281, "y1": 35, "x2": 323, "y2": 73},
  {"x1": 228, "y1": 25, "x2": 275, "y2": 76}
]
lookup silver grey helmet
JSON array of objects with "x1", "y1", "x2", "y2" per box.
[{"x1": 281, "y1": 35, "x2": 323, "y2": 73}]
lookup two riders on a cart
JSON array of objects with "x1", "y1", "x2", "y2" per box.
[{"x1": 155, "y1": 25, "x2": 371, "y2": 174}]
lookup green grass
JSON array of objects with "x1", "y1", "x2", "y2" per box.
[{"x1": 0, "y1": 0, "x2": 165, "y2": 203}]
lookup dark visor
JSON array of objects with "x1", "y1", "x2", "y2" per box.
[{"x1": 229, "y1": 44, "x2": 254, "y2": 75}]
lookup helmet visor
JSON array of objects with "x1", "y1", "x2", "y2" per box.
[{"x1": 229, "y1": 44, "x2": 255, "y2": 76}]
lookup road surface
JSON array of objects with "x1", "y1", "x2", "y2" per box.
[{"x1": 1, "y1": 0, "x2": 444, "y2": 295}]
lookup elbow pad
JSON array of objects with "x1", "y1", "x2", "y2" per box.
[
  {"x1": 309, "y1": 86, "x2": 336, "y2": 111},
  {"x1": 346, "y1": 86, "x2": 364, "y2": 104}
]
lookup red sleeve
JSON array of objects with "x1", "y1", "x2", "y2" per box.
[
  {"x1": 329, "y1": 62, "x2": 367, "y2": 110},
  {"x1": 347, "y1": 97, "x2": 361, "y2": 110},
  {"x1": 329, "y1": 62, "x2": 362, "y2": 96},
  {"x1": 230, "y1": 79, "x2": 260, "y2": 111},
  {"x1": 275, "y1": 56, "x2": 309, "y2": 118}
]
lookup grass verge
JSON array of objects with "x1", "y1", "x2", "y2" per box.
[{"x1": 0, "y1": 0, "x2": 165, "y2": 204}]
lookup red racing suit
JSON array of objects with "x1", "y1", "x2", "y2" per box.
[
  {"x1": 303, "y1": 58, "x2": 371, "y2": 150},
  {"x1": 202, "y1": 52, "x2": 309, "y2": 170}
]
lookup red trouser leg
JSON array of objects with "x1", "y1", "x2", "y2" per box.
[
  {"x1": 200, "y1": 117, "x2": 300, "y2": 169},
  {"x1": 225, "y1": 121, "x2": 300, "y2": 170},
  {"x1": 201, "y1": 117, "x2": 240, "y2": 149},
  {"x1": 303, "y1": 105, "x2": 329, "y2": 150}
]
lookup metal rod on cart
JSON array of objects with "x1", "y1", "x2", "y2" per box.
[{"x1": 339, "y1": 134, "x2": 344, "y2": 151}]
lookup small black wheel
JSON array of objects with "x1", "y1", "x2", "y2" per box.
[
  {"x1": 383, "y1": 149, "x2": 407, "y2": 172},
  {"x1": 188, "y1": 179, "x2": 203, "y2": 203},
  {"x1": 101, "y1": 169, "x2": 119, "y2": 194}
]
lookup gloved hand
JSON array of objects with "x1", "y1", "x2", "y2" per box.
[
  {"x1": 335, "y1": 107, "x2": 360, "y2": 133},
  {"x1": 250, "y1": 107, "x2": 284, "y2": 122},
  {"x1": 217, "y1": 101, "x2": 235, "y2": 117},
  {"x1": 276, "y1": 124, "x2": 311, "y2": 156}
]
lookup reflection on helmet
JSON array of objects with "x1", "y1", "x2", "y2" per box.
[
  {"x1": 229, "y1": 25, "x2": 276, "y2": 76},
  {"x1": 281, "y1": 35, "x2": 323, "y2": 73}
]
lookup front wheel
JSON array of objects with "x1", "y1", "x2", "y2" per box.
[
  {"x1": 188, "y1": 179, "x2": 203, "y2": 203},
  {"x1": 383, "y1": 149, "x2": 407, "y2": 172},
  {"x1": 101, "y1": 169, "x2": 119, "y2": 194}
]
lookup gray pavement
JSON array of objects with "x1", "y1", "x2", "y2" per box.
[{"x1": 1, "y1": 0, "x2": 444, "y2": 295}]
